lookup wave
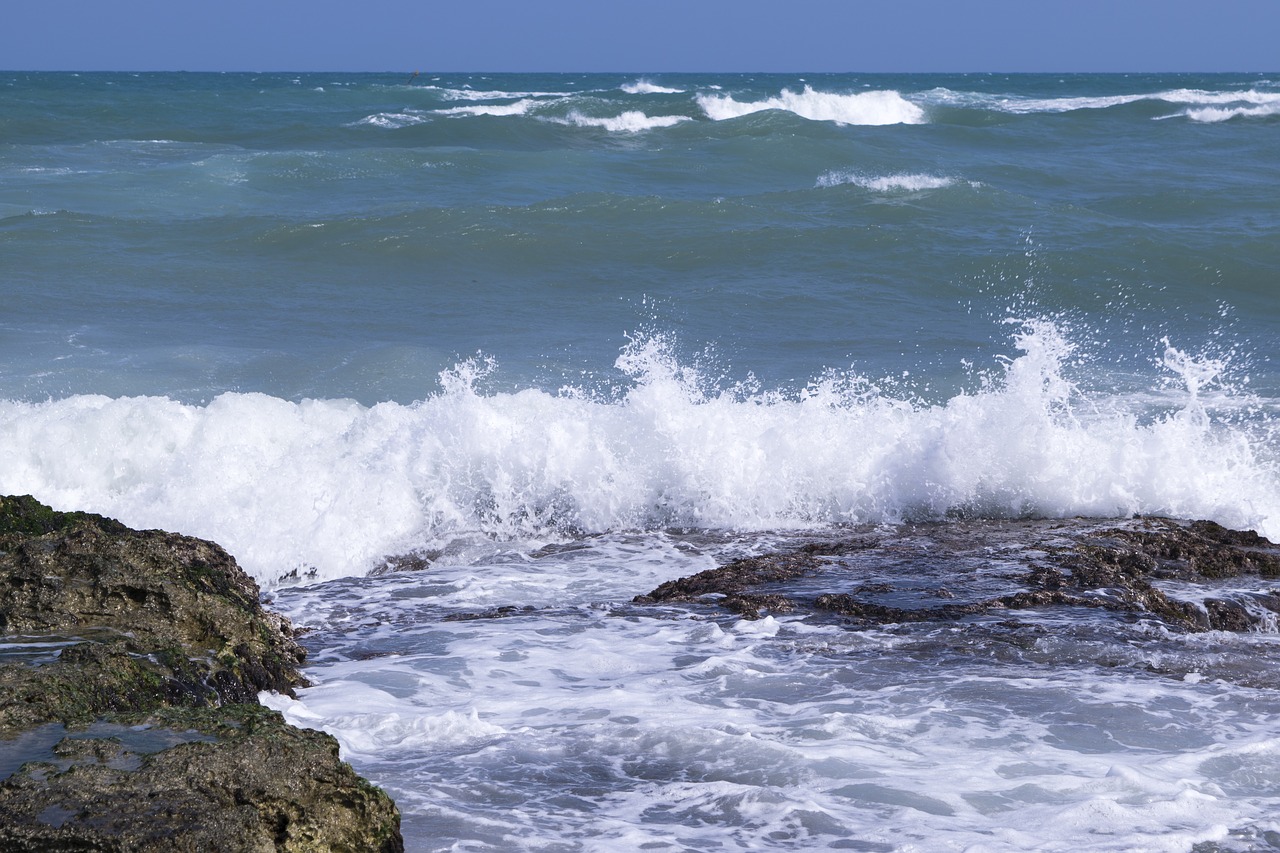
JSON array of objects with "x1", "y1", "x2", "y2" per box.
[
  {"x1": 432, "y1": 99, "x2": 540, "y2": 118},
  {"x1": 418, "y1": 85, "x2": 570, "y2": 101},
  {"x1": 622, "y1": 79, "x2": 684, "y2": 95},
  {"x1": 428, "y1": 101, "x2": 689, "y2": 132},
  {"x1": 551, "y1": 110, "x2": 691, "y2": 132},
  {"x1": 924, "y1": 86, "x2": 1280, "y2": 117},
  {"x1": 816, "y1": 171, "x2": 961, "y2": 192},
  {"x1": 1, "y1": 321, "x2": 1276, "y2": 587},
  {"x1": 697, "y1": 87, "x2": 926, "y2": 126},
  {"x1": 350, "y1": 111, "x2": 430, "y2": 129},
  {"x1": 1182, "y1": 103, "x2": 1280, "y2": 122}
]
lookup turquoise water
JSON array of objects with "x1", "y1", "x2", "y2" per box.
[
  {"x1": 3, "y1": 72, "x2": 1278, "y2": 403},
  {"x1": 4, "y1": 72, "x2": 1280, "y2": 851}
]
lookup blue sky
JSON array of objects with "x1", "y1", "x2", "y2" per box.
[{"x1": 5, "y1": 0, "x2": 1277, "y2": 72}]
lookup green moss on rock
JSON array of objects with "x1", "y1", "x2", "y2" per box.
[
  {"x1": 0, "y1": 705, "x2": 403, "y2": 852},
  {"x1": 0, "y1": 496, "x2": 404, "y2": 851},
  {"x1": 0, "y1": 495, "x2": 307, "y2": 726}
]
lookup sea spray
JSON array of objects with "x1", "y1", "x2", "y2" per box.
[{"x1": 1, "y1": 321, "x2": 1275, "y2": 587}]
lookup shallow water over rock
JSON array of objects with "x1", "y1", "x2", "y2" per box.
[{"x1": 269, "y1": 517, "x2": 1280, "y2": 852}]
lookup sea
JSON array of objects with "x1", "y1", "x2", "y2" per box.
[{"x1": 3, "y1": 71, "x2": 1280, "y2": 851}]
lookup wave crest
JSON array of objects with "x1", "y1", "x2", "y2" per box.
[
  {"x1": 924, "y1": 86, "x2": 1280, "y2": 118},
  {"x1": 622, "y1": 79, "x2": 684, "y2": 95},
  {"x1": 433, "y1": 99, "x2": 539, "y2": 118},
  {"x1": 697, "y1": 87, "x2": 926, "y2": 126},
  {"x1": 1, "y1": 322, "x2": 1276, "y2": 586},
  {"x1": 552, "y1": 110, "x2": 690, "y2": 132},
  {"x1": 817, "y1": 171, "x2": 960, "y2": 192},
  {"x1": 351, "y1": 112, "x2": 430, "y2": 129}
]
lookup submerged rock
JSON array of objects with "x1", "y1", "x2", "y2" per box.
[
  {"x1": 0, "y1": 495, "x2": 403, "y2": 851},
  {"x1": 636, "y1": 517, "x2": 1280, "y2": 633}
]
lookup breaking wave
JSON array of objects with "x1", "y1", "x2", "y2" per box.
[
  {"x1": 698, "y1": 87, "x2": 927, "y2": 125},
  {"x1": 817, "y1": 171, "x2": 962, "y2": 192},
  {"x1": 350, "y1": 112, "x2": 431, "y2": 129},
  {"x1": 433, "y1": 99, "x2": 540, "y2": 118},
  {"x1": 1, "y1": 321, "x2": 1276, "y2": 587},
  {"x1": 924, "y1": 86, "x2": 1280, "y2": 118},
  {"x1": 552, "y1": 110, "x2": 691, "y2": 132},
  {"x1": 622, "y1": 79, "x2": 684, "y2": 95}
]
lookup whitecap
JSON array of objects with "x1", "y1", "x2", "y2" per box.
[
  {"x1": 697, "y1": 86, "x2": 926, "y2": 126},
  {"x1": 939, "y1": 87, "x2": 1280, "y2": 116},
  {"x1": 350, "y1": 112, "x2": 430, "y2": 129},
  {"x1": 1183, "y1": 103, "x2": 1280, "y2": 122},
  {"x1": 621, "y1": 79, "x2": 684, "y2": 95},
  {"x1": 422, "y1": 86, "x2": 570, "y2": 101},
  {"x1": 551, "y1": 110, "x2": 691, "y2": 132},
  {"x1": 817, "y1": 171, "x2": 960, "y2": 192},
  {"x1": 433, "y1": 99, "x2": 538, "y2": 117}
]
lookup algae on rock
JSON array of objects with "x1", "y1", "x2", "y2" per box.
[{"x1": 0, "y1": 495, "x2": 403, "y2": 852}]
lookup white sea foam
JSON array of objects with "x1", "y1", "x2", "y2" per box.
[
  {"x1": 698, "y1": 87, "x2": 926, "y2": 125},
  {"x1": 433, "y1": 99, "x2": 538, "y2": 118},
  {"x1": 421, "y1": 86, "x2": 569, "y2": 101},
  {"x1": 0, "y1": 320, "x2": 1276, "y2": 586},
  {"x1": 551, "y1": 110, "x2": 691, "y2": 132},
  {"x1": 928, "y1": 86, "x2": 1280, "y2": 117},
  {"x1": 1183, "y1": 103, "x2": 1280, "y2": 122},
  {"x1": 264, "y1": 565, "x2": 1280, "y2": 851},
  {"x1": 817, "y1": 171, "x2": 960, "y2": 192},
  {"x1": 351, "y1": 112, "x2": 430, "y2": 129},
  {"x1": 621, "y1": 79, "x2": 684, "y2": 95}
]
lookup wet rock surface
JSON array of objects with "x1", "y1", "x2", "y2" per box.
[
  {"x1": 0, "y1": 704, "x2": 402, "y2": 853},
  {"x1": 0, "y1": 496, "x2": 403, "y2": 852},
  {"x1": 636, "y1": 517, "x2": 1280, "y2": 633}
]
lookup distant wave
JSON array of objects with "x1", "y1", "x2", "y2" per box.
[
  {"x1": 925, "y1": 86, "x2": 1280, "y2": 118},
  {"x1": 351, "y1": 112, "x2": 430, "y2": 129},
  {"x1": 622, "y1": 79, "x2": 684, "y2": 95},
  {"x1": 698, "y1": 87, "x2": 927, "y2": 126},
  {"x1": 419, "y1": 85, "x2": 570, "y2": 101},
  {"x1": 552, "y1": 110, "x2": 691, "y2": 132},
  {"x1": 1182, "y1": 103, "x2": 1280, "y2": 122},
  {"x1": 433, "y1": 99, "x2": 539, "y2": 118},
  {"x1": 817, "y1": 171, "x2": 961, "y2": 192}
]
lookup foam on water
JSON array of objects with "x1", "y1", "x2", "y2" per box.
[
  {"x1": 816, "y1": 171, "x2": 961, "y2": 192},
  {"x1": 924, "y1": 86, "x2": 1280, "y2": 118},
  {"x1": 352, "y1": 112, "x2": 431, "y2": 129},
  {"x1": 621, "y1": 79, "x2": 684, "y2": 95},
  {"x1": 1183, "y1": 103, "x2": 1280, "y2": 122},
  {"x1": 697, "y1": 87, "x2": 927, "y2": 125},
  {"x1": 432, "y1": 99, "x2": 540, "y2": 118},
  {"x1": 262, "y1": 556, "x2": 1280, "y2": 851},
  {"x1": 418, "y1": 86, "x2": 571, "y2": 101},
  {"x1": 1, "y1": 320, "x2": 1276, "y2": 587},
  {"x1": 551, "y1": 110, "x2": 691, "y2": 132}
]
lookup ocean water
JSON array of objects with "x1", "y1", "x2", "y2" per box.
[{"x1": 3, "y1": 71, "x2": 1280, "y2": 850}]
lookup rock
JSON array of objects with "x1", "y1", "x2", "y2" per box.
[
  {"x1": 0, "y1": 704, "x2": 403, "y2": 852},
  {"x1": 0, "y1": 496, "x2": 404, "y2": 851},
  {"x1": 634, "y1": 517, "x2": 1280, "y2": 633},
  {"x1": 0, "y1": 494, "x2": 307, "y2": 730}
]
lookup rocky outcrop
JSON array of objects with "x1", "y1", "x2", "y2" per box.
[
  {"x1": 0, "y1": 704, "x2": 402, "y2": 852},
  {"x1": 0, "y1": 495, "x2": 403, "y2": 852},
  {"x1": 635, "y1": 517, "x2": 1280, "y2": 633}
]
